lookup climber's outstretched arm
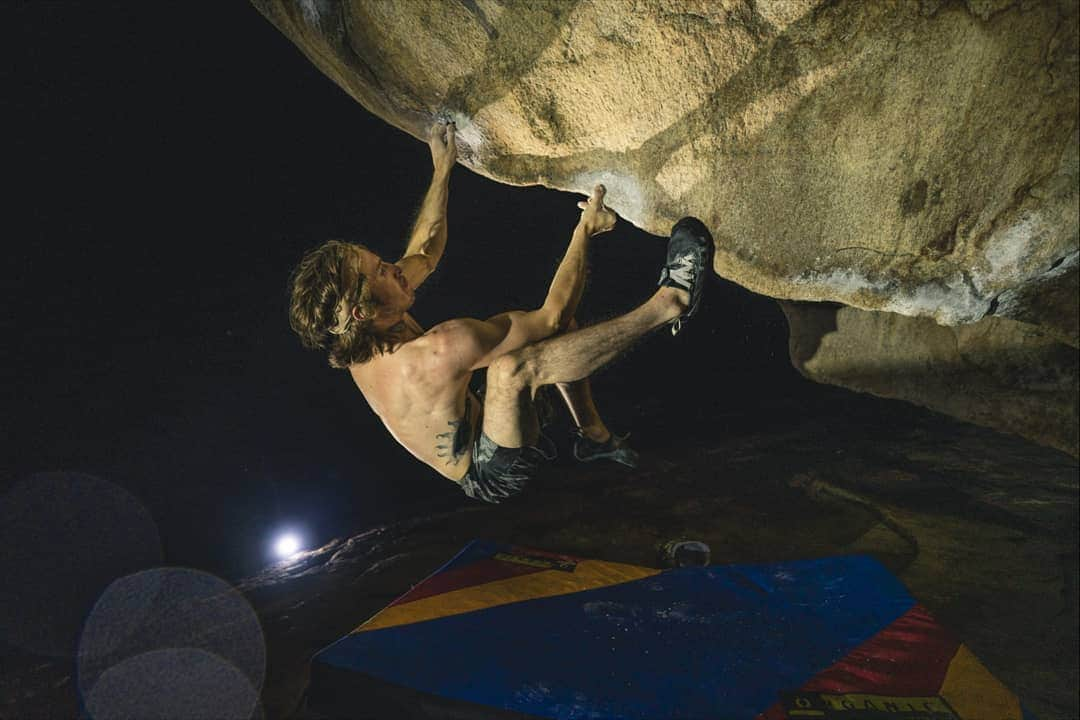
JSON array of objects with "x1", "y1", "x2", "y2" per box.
[{"x1": 397, "y1": 120, "x2": 456, "y2": 289}]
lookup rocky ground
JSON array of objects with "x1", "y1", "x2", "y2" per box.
[{"x1": 4, "y1": 389, "x2": 1076, "y2": 719}]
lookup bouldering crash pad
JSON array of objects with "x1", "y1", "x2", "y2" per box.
[{"x1": 306, "y1": 540, "x2": 1032, "y2": 719}]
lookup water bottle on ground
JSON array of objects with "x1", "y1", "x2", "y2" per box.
[{"x1": 659, "y1": 539, "x2": 711, "y2": 568}]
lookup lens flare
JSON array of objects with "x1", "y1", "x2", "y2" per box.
[{"x1": 274, "y1": 533, "x2": 302, "y2": 558}]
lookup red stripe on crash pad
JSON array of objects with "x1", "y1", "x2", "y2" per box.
[
  {"x1": 757, "y1": 604, "x2": 961, "y2": 719},
  {"x1": 387, "y1": 558, "x2": 546, "y2": 608},
  {"x1": 802, "y1": 604, "x2": 961, "y2": 694}
]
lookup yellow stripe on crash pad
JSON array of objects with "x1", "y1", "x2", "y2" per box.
[
  {"x1": 353, "y1": 559, "x2": 660, "y2": 634},
  {"x1": 939, "y1": 644, "x2": 1023, "y2": 720}
]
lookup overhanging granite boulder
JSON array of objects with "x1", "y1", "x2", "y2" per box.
[
  {"x1": 253, "y1": 0, "x2": 1078, "y2": 327},
  {"x1": 252, "y1": 0, "x2": 1079, "y2": 451}
]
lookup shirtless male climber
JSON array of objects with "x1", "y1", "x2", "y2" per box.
[{"x1": 288, "y1": 120, "x2": 713, "y2": 503}]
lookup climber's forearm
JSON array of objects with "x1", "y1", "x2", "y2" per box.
[{"x1": 403, "y1": 166, "x2": 451, "y2": 267}]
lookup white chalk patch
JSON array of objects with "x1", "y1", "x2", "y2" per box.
[
  {"x1": 298, "y1": 0, "x2": 330, "y2": 27},
  {"x1": 442, "y1": 110, "x2": 487, "y2": 162},
  {"x1": 880, "y1": 278, "x2": 987, "y2": 325},
  {"x1": 513, "y1": 682, "x2": 552, "y2": 704},
  {"x1": 793, "y1": 268, "x2": 987, "y2": 325},
  {"x1": 583, "y1": 601, "x2": 624, "y2": 615},
  {"x1": 571, "y1": 170, "x2": 647, "y2": 228},
  {"x1": 983, "y1": 210, "x2": 1040, "y2": 278},
  {"x1": 654, "y1": 601, "x2": 713, "y2": 624},
  {"x1": 792, "y1": 268, "x2": 872, "y2": 296}
]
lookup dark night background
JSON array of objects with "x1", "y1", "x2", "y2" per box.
[{"x1": 5, "y1": 3, "x2": 805, "y2": 583}]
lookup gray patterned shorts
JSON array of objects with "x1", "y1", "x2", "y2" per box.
[{"x1": 459, "y1": 430, "x2": 557, "y2": 504}]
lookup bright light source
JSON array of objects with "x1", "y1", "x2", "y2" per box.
[{"x1": 274, "y1": 532, "x2": 302, "y2": 559}]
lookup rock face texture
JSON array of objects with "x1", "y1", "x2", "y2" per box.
[
  {"x1": 781, "y1": 301, "x2": 1080, "y2": 455},
  {"x1": 252, "y1": 0, "x2": 1079, "y2": 448},
  {"x1": 255, "y1": 0, "x2": 1078, "y2": 326}
]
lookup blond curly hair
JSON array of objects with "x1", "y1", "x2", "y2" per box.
[{"x1": 288, "y1": 240, "x2": 395, "y2": 368}]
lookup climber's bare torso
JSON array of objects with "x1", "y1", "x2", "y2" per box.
[
  {"x1": 348, "y1": 311, "x2": 482, "y2": 483},
  {"x1": 346, "y1": 282, "x2": 580, "y2": 483}
]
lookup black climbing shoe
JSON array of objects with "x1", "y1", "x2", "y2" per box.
[
  {"x1": 658, "y1": 217, "x2": 714, "y2": 335},
  {"x1": 572, "y1": 431, "x2": 639, "y2": 469}
]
